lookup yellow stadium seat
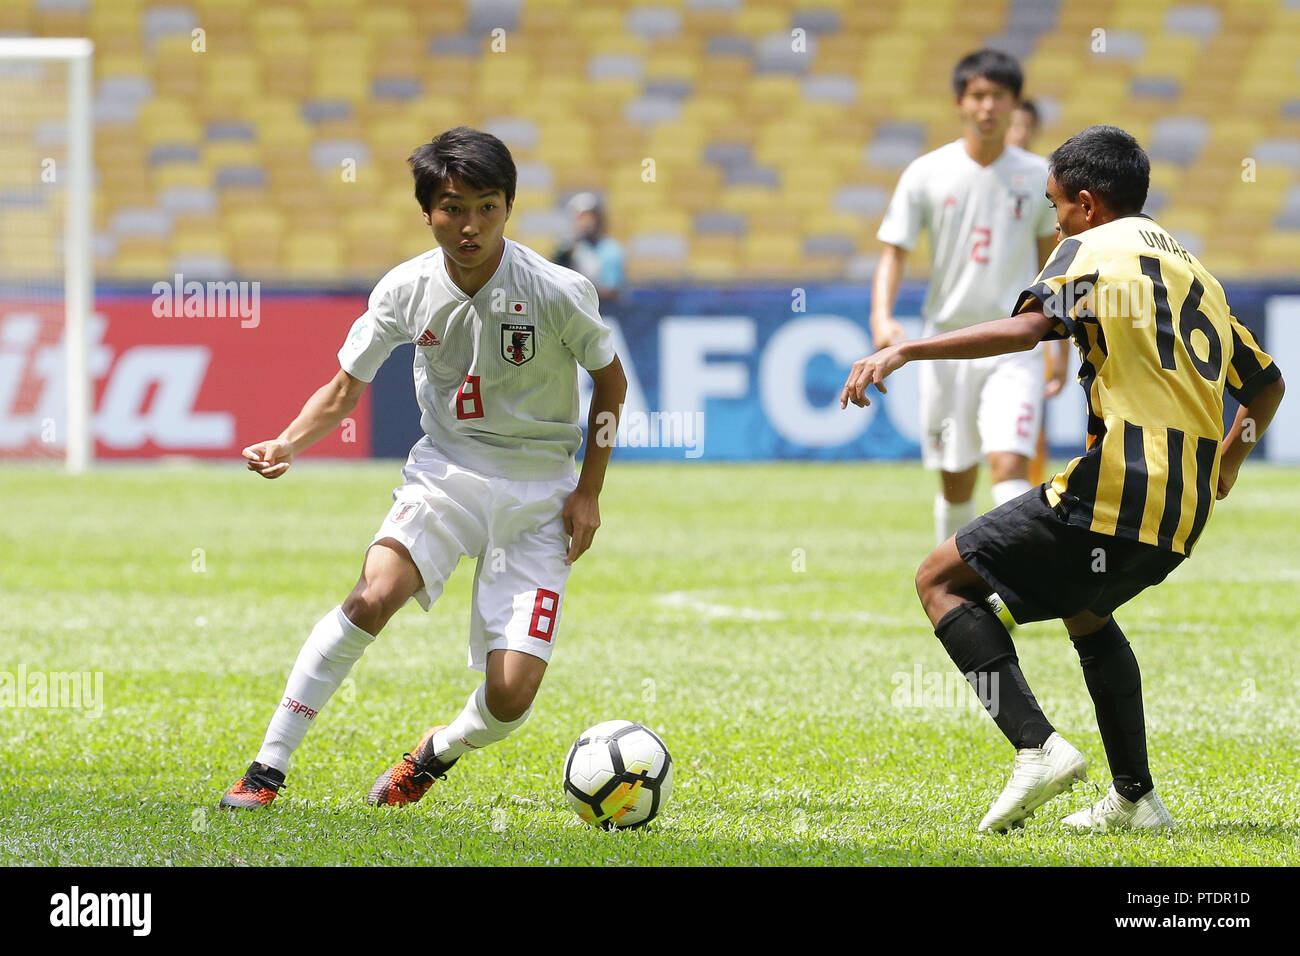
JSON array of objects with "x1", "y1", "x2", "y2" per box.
[
  {"x1": 227, "y1": 207, "x2": 286, "y2": 241},
  {"x1": 285, "y1": 234, "x2": 345, "y2": 277},
  {"x1": 340, "y1": 206, "x2": 395, "y2": 244},
  {"x1": 1112, "y1": 0, "x2": 1175, "y2": 33},
  {"x1": 733, "y1": 7, "x2": 788, "y2": 36},
  {"x1": 646, "y1": 53, "x2": 701, "y2": 82},
  {"x1": 632, "y1": 209, "x2": 692, "y2": 235},
  {"x1": 360, "y1": 7, "x2": 416, "y2": 37},
  {"x1": 202, "y1": 53, "x2": 262, "y2": 103},
  {"x1": 151, "y1": 163, "x2": 209, "y2": 189},
  {"x1": 172, "y1": 226, "x2": 228, "y2": 259},
  {"x1": 1221, "y1": 180, "x2": 1286, "y2": 214},
  {"x1": 1158, "y1": 209, "x2": 1213, "y2": 239},
  {"x1": 1256, "y1": 232, "x2": 1300, "y2": 273},
  {"x1": 678, "y1": 97, "x2": 745, "y2": 129},
  {"x1": 685, "y1": 256, "x2": 739, "y2": 281},
  {"x1": 205, "y1": 141, "x2": 262, "y2": 170},
  {"x1": 573, "y1": 7, "x2": 629, "y2": 39},
  {"x1": 897, "y1": 0, "x2": 958, "y2": 31},
  {"x1": 112, "y1": 243, "x2": 173, "y2": 280},
  {"x1": 717, "y1": 182, "x2": 774, "y2": 214},
  {"x1": 50, "y1": 0, "x2": 1294, "y2": 283},
  {"x1": 252, "y1": 7, "x2": 307, "y2": 38},
  {"x1": 0, "y1": 4, "x2": 32, "y2": 31},
  {"x1": 89, "y1": 3, "x2": 142, "y2": 38}
]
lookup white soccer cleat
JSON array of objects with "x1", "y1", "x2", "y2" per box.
[
  {"x1": 1061, "y1": 785, "x2": 1174, "y2": 832},
  {"x1": 977, "y1": 732, "x2": 1087, "y2": 833}
]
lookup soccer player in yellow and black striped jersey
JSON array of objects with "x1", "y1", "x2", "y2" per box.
[{"x1": 839, "y1": 126, "x2": 1285, "y2": 833}]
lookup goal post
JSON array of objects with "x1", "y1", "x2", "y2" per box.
[{"x1": 0, "y1": 37, "x2": 93, "y2": 472}]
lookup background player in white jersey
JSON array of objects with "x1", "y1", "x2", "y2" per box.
[
  {"x1": 871, "y1": 50, "x2": 1061, "y2": 544},
  {"x1": 218, "y1": 127, "x2": 628, "y2": 810},
  {"x1": 1006, "y1": 98, "x2": 1073, "y2": 487}
]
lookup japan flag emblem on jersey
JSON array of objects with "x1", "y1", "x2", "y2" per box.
[{"x1": 501, "y1": 323, "x2": 535, "y2": 366}]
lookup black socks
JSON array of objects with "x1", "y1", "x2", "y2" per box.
[
  {"x1": 934, "y1": 602, "x2": 1155, "y2": 800},
  {"x1": 934, "y1": 602, "x2": 1055, "y2": 750},
  {"x1": 1071, "y1": 619, "x2": 1152, "y2": 802}
]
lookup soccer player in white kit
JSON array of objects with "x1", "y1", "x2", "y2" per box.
[
  {"x1": 871, "y1": 50, "x2": 1061, "y2": 544},
  {"x1": 219, "y1": 127, "x2": 628, "y2": 810}
]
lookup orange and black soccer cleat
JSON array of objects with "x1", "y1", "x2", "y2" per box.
[
  {"x1": 366, "y1": 724, "x2": 459, "y2": 806},
  {"x1": 219, "y1": 761, "x2": 285, "y2": 810}
]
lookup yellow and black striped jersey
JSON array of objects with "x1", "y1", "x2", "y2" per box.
[{"x1": 1014, "y1": 214, "x2": 1281, "y2": 555}]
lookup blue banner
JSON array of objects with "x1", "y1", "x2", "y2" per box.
[{"x1": 369, "y1": 281, "x2": 1291, "y2": 462}]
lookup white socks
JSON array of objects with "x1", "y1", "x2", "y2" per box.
[
  {"x1": 252, "y1": 609, "x2": 530, "y2": 775},
  {"x1": 935, "y1": 480, "x2": 1034, "y2": 543},
  {"x1": 255, "y1": 606, "x2": 375, "y2": 773},
  {"x1": 432, "y1": 683, "x2": 531, "y2": 763},
  {"x1": 992, "y1": 478, "x2": 1032, "y2": 507},
  {"x1": 935, "y1": 494, "x2": 975, "y2": 543}
]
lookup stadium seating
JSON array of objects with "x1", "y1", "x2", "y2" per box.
[{"x1": 3, "y1": 0, "x2": 1297, "y2": 282}]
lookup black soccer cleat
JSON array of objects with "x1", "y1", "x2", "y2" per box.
[{"x1": 219, "y1": 761, "x2": 286, "y2": 810}]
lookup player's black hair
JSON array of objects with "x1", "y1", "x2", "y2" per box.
[
  {"x1": 951, "y1": 49, "x2": 1023, "y2": 98},
  {"x1": 1049, "y1": 125, "x2": 1150, "y2": 215},
  {"x1": 1015, "y1": 99, "x2": 1039, "y2": 123},
  {"x1": 408, "y1": 126, "x2": 517, "y2": 213}
]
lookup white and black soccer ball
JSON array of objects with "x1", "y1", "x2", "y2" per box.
[{"x1": 563, "y1": 720, "x2": 673, "y2": 829}]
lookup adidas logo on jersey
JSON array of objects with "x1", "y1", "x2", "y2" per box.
[{"x1": 416, "y1": 329, "x2": 440, "y2": 347}]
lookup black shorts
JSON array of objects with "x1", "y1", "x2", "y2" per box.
[{"x1": 956, "y1": 486, "x2": 1185, "y2": 624}]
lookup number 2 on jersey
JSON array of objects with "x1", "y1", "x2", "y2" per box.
[
  {"x1": 970, "y1": 227, "x2": 991, "y2": 264},
  {"x1": 1015, "y1": 402, "x2": 1035, "y2": 438}
]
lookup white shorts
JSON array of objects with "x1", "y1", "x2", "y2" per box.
[
  {"x1": 370, "y1": 437, "x2": 577, "y2": 672},
  {"x1": 919, "y1": 350, "x2": 1044, "y2": 472}
]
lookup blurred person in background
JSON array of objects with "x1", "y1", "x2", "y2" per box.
[
  {"x1": 1006, "y1": 98, "x2": 1041, "y2": 151},
  {"x1": 1007, "y1": 97, "x2": 1072, "y2": 485},
  {"x1": 554, "y1": 192, "x2": 625, "y2": 305},
  {"x1": 871, "y1": 50, "x2": 1059, "y2": 549}
]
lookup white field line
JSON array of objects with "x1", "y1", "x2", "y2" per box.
[{"x1": 655, "y1": 591, "x2": 913, "y2": 626}]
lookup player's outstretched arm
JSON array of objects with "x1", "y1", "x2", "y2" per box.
[
  {"x1": 841, "y1": 310, "x2": 1057, "y2": 409},
  {"x1": 564, "y1": 355, "x2": 628, "y2": 564},
  {"x1": 1217, "y1": 373, "x2": 1286, "y2": 500},
  {"x1": 869, "y1": 244, "x2": 909, "y2": 348},
  {"x1": 242, "y1": 368, "x2": 368, "y2": 479}
]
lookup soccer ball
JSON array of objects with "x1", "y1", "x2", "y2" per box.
[{"x1": 563, "y1": 720, "x2": 673, "y2": 829}]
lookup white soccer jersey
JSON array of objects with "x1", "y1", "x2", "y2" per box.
[
  {"x1": 338, "y1": 238, "x2": 616, "y2": 480},
  {"x1": 877, "y1": 140, "x2": 1057, "y2": 334}
]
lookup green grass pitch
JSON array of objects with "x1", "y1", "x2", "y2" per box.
[{"x1": 1, "y1": 460, "x2": 1297, "y2": 866}]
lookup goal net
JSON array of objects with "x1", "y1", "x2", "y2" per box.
[{"x1": 0, "y1": 38, "x2": 92, "y2": 471}]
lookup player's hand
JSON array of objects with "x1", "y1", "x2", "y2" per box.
[
  {"x1": 242, "y1": 439, "x2": 295, "y2": 479},
  {"x1": 1216, "y1": 462, "x2": 1239, "y2": 500},
  {"x1": 871, "y1": 318, "x2": 906, "y2": 349},
  {"x1": 840, "y1": 345, "x2": 907, "y2": 409},
  {"x1": 562, "y1": 488, "x2": 601, "y2": 565},
  {"x1": 1044, "y1": 369, "x2": 1068, "y2": 400}
]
